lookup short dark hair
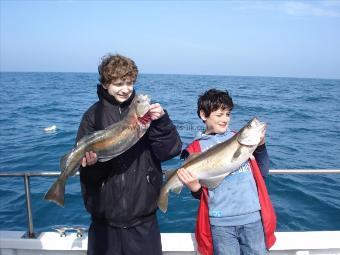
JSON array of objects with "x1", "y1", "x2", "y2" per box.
[
  {"x1": 197, "y1": 89, "x2": 234, "y2": 119},
  {"x1": 98, "y1": 54, "x2": 138, "y2": 85}
]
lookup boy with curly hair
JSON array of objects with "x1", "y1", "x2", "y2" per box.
[{"x1": 77, "y1": 54, "x2": 182, "y2": 255}]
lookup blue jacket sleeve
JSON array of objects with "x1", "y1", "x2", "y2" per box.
[
  {"x1": 147, "y1": 110, "x2": 182, "y2": 162},
  {"x1": 253, "y1": 144, "x2": 270, "y2": 178}
]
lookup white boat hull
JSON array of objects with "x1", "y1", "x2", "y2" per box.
[{"x1": 1, "y1": 231, "x2": 340, "y2": 255}]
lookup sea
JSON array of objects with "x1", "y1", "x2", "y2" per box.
[{"x1": 0, "y1": 72, "x2": 339, "y2": 233}]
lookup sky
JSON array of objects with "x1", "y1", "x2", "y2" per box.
[{"x1": 1, "y1": 0, "x2": 340, "y2": 79}]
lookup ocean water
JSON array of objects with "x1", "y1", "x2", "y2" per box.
[{"x1": 0, "y1": 72, "x2": 339, "y2": 234}]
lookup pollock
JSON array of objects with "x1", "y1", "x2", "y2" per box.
[
  {"x1": 158, "y1": 117, "x2": 266, "y2": 213},
  {"x1": 44, "y1": 94, "x2": 151, "y2": 206}
]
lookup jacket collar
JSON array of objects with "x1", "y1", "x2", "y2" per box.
[
  {"x1": 97, "y1": 84, "x2": 135, "y2": 108},
  {"x1": 194, "y1": 129, "x2": 231, "y2": 141}
]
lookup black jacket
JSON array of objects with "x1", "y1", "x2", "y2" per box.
[{"x1": 77, "y1": 86, "x2": 182, "y2": 227}]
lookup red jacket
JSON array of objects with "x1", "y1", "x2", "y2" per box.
[{"x1": 186, "y1": 140, "x2": 276, "y2": 255}]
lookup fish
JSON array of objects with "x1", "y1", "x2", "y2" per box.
[
  {"x1": 157, "y1": 117, "x2": 266, "y2": 213},
  {"x1": 44, "y1": 94, "x2": 152, "y2": 206}
]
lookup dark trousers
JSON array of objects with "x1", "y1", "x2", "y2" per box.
[{"x1": 87, "y1": 218, "x2": 162, "y2": 255}]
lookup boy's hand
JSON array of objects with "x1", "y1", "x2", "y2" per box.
[
  {"x1": 81, "y1": 151, "x2": 98, "y2": 167},
  {"x1": 177, "y1": 168, "x2": 201, "y2": 192},
  {"x1": 148, "y1": 103, "x2": 165, "y2": 120}
]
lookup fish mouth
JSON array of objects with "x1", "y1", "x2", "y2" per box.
[
  {"x1": 260, "y1": 123, "x2": 267, "y2": 132},
  {"x1": 251, "y1": 117, "x2": 263, "y2": 126},
  {"x1": 137, "y1": 105, "x2": 151, "y2": 118},
  {"x1": 135, "y1": 94, "x2": 151, "y2": 117},
  {"x1": 251, "y1": 118, "x2": 267, "y2": 131},
  {"x1": 255, "y1": 118, "x2": 267, "y2": 133},
  {"x1": 139, "y1": 94, "x2": 151, "y2": 104},
  {"x1": 237, "y1": 117, "x2": 267, "y2": 146}
]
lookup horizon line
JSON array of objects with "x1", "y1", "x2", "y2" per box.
[{"x1": 0, "y1": 70, "x2": 339, "y2": 81}]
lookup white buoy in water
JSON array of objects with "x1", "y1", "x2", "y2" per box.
[{"x1": 44, "y1": 125, "x2": 57, "y2": 133}]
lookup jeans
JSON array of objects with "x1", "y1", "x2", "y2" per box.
[{"x1": 211, "y1": 220, "x2": 267, "y2": 255}]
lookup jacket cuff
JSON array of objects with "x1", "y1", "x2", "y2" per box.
[
  {"x1": 191, "y1": 187, "x2": 203, "y2": 200},
  {"x1": 255, "y1": 143, "x2": 267, "y2": 153},
  {"x1": 151, "y1": 110, "x2": 172, "y2": 127},
  {"x1": 180, "y1": 149, "x2": 190, "y2": 160}
]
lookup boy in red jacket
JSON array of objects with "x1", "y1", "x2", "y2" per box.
[{"x1": 178, "y1": 89, "x2": 276, "y2": 255}]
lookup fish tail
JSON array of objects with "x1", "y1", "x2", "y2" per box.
[
  {"x1": 157, "y1": 187, "x2": 169, "y2": 213},
  {"x1": 43, "y1": 179, "x2": 66, "y2": 207}
]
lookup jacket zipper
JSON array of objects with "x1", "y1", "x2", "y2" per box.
[{"x1": 118, "y1": 105, "x2": 128, "y2": 226}]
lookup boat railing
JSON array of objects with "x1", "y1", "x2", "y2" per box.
[{"x1": 0, "y1": 169, "x2": 340, "y2": 239}]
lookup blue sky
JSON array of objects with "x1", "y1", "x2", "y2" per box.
[{"x1": 1, "y1": 1, "x2": 340, "y2": 79}]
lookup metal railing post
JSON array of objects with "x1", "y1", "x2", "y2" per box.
[{"x1": 24, "y1": 174, "x2": 35, "y2": 238}]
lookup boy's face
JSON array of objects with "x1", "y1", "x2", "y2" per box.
[
  {"x1": 103, "y1": 78, "x2": 134, "y2": 103},
  {"x1": 200, "y1": 108, "x2": 231, "y2": 134}
]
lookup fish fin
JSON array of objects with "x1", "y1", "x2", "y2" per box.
[
  {"x1": 60, "y1": 153, "x2": 71, "y2": 173},
  {"x1": 182, "y1": 153, "x2": 201, "y2": 165},
  {"x1": 97, "y1": 147, "x2": 129, "y2": 162},
  {"x1": 76, "y1": 134, "x2": 92, "y2": 147},
  {"x1": 43, "y1": 179, "x2": 66, "y2": 207},
  {"x1": 60, "y1": 152, "x2": 79, "y2": 176},
  {"x1": 231, "y1": 148, "x2": 242, "y2": 162},
  {"x1": 170, "y1": 184, "x2": 183, "y2": 194},
  {"x1": 104, "y1": 122, "x2": 120, "y2": 130},
  {"x1": 164, "y1": 169, "x2": 178, "y2": 181},
  {"x1": 70, "y1": 165, "x2": 80, "y2": 176},
  {"x1": 98, "y1": 156, "x2": 114, "y2": 162},
  {"x1": 200, "y1": 174, "x2": 230, "y2": 189},
  {"x1": 157, "y1": 187, "x2": 169, "y2": 213}
]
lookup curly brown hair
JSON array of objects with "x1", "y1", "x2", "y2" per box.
[{"x1": 98, "y1": 54, "x2": 138, "y2": 85}]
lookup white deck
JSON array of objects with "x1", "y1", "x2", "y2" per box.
[{"x1": 1, "y1": 231, "x2": 340, "y2": 255}]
